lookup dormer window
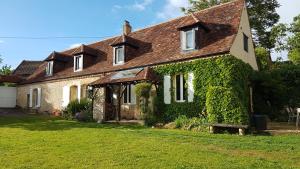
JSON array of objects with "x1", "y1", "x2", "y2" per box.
[
  {"x1": 114, "y1": 46, "x2": 125, "y2": 65},
  {"x1": 181, "y1": 28, "x2": 197, "y2": 51},
  {"x1": 45, "y1": 61, "x2": 53, "y2": 76},
  {"x1": 74, "y1": 55, "x2": 83, "y2": 72}
]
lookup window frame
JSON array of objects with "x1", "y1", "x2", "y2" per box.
[
  {"x1": 46, "y1": 61, "x2": 53, "y2": 76},
  {"x1": 181, "y1": 28, "x2": 197, "y2": 51},
  {"x1": 113, "y1": 45, "x2": 125, "y2": 65},
  {"x1": 175, "y1": 74, "x2": 186, "y2": 102},
  {"x1": 243, "y1": 33, "x2": 249, "y2": 52},
  {"x1": 74, "y1": 55, "x2": 83, "y2": 72},
  {"x1": 123, "y1": 84, "x2": 132, "y2": 104}
]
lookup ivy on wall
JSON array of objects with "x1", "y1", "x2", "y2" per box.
[{"x1": 154, "y1": 55, "x2": 253, "y2": 124}]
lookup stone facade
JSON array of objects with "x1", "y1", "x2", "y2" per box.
[{"x1": 16, "y1": 76, "x2": 100, "y2": 113}]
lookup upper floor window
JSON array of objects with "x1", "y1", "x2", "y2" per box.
[
  {"x1": 74, "y1": 55, "x2": 83, "y2": 72},
  {"x1": 175, "y1": 74, "x2": 187, "y2": 102},
  {"x1": 114, "y1": 46, "x2": 125, "y2": 65},
  {"x1": 243, "y1": 33, "x2": 249, "y2": 52},
  {"x1": 45, "y1": 61, "x2": 53, "y2": 76},
  {"x1": 181, "y1": 28, "x2": 197, "y2": 51}
]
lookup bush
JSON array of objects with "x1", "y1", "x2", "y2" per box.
[
  {"x1": 174, "y1": 115, "x2": 207, "y2": 131},
  {"x1": 63, "y1": 98, "x2": 92, "y2": 121},
  {"x1": 206, "y1": 86, "x2": 249, "y2": 125},
  {"x1": 252, "y1": 64, "x2": 300, "y2": 121}
]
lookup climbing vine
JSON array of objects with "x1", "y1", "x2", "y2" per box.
[{"x1": 154, "y1": 55, "x2": 253, "y2": 124}]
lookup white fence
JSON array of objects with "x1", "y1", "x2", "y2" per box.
[{"x1": 0, "y1": 86, "x2": 16, "y2": 108}]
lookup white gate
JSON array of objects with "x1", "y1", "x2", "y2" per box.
[{"x1": 0, "y1": 86, "x2": 16, "y2": 108}]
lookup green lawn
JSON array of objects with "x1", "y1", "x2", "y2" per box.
[{"x1": 0, "y1": 115, "x2": 299, "y2": 169}]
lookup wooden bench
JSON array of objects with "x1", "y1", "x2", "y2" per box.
[{"x1": 208, "y1": 124, "x2": 249, "y2": 135}]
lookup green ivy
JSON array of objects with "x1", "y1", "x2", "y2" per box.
[{"x1": 154, "y1": 55, "x2": 253, "y2": 124}]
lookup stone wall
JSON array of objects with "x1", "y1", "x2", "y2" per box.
[
  {"x1": 16, "y1": 76, "x2": 101, "y2": 113},
  {"x1": 92, "y1": 88, "x2": 105, "y2": 122}
]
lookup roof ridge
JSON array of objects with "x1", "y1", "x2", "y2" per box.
[{"x1": 58, "y1": 0, "x2": 242, "y2": 54}]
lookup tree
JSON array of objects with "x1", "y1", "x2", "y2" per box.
[
  {"x1": 287, "y1": 14, "x2": 300, "y2": 65},
  {"x1": 0, "y1": 54, "x2": 13, "y2": 75},
  {"x1": 255, "y1": 47, "x2": 271, "y2": 71},
  {"x1": 0, "y1": 65, "x2": 12, "y2": 75},
  {"x1": 181, "y1": 0, "x2": 280, "y2": 50}
]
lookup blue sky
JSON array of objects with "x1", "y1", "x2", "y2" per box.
[{"x1": 0, "y1": 0, "x2": 299, "y2": 68}]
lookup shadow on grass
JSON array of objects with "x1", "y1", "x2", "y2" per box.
[{"x1": 0, "y1": 114, "x2": 146, "y2": 131}]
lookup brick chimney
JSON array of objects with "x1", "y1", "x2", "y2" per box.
[{"x1": 123, "y1": 20, "x2": 132, "y2": 35}]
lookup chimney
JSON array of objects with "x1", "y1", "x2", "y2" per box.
[{"x1": 123, "y1": 20, "x2": 132, "y2": 35}]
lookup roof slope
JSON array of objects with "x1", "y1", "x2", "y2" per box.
[
  {"x1": 13, "y1": 60, "x2": 43, "y2": 78},
  {"x1": 23, "y1": 0, "x2": 244, "y2": 84}
]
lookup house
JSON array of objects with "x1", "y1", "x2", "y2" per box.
[{"x1": 8, "y1": 0, "x2": 258, "y2": 122}]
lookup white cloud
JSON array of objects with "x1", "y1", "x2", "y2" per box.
[
  {"x1": 112, "y1": 0, "x2": 153, "y2": 12},
  {"x1": 132, "y1": 0, "x2": 153, "y2": 11},
  {"x1": 69, "y1": 43, "x2": 82, "y2": 49},
  {"x1": 156, "y1": 0, "x2": 190, "y2": 20}
]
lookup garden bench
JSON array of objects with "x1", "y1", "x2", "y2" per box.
[{"x1": 208, "y1": 124, "x2": 249, "y2": 136}]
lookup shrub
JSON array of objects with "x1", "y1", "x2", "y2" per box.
[
  {"x1": 206, "y1": 86, "x2": 249, "y2": 125},
  {"x1": 64, "y1": 98, "x2": 92, "y2": 121},
  {"x1": 174, "y1": 115, "x2": 207, "y2": 131}
]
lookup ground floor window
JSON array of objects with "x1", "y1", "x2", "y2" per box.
[
  {"x1": 123, "y1": 84, "x2": 132, "y2": 104},
  {"x1": 175, "y1": 74, "x2": 186, "y2": 102}
]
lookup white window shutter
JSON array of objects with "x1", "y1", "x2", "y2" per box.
[
  {"x1": 131, "y1": 84, "x2": 136, "y2": 105},
  {"x1": 36, "y1": 88, "x2": 42, "y2": 108},
  {"x1": 62, "y1": 86, "x2": 70, "y2": 107},
  {"x1": 77, "y1": 85, "x2": 81, "y2": 101},
  {"x1": 29, "y1": 89, "x2": 33, "y2": 108},
  {"x1": 164, "y1": 75, "x2": 171, "y2": 104},
  {"x1": 188, "y1": 72, "x2": 194, "y2": 102},
  {"x1": 181, "y1": 31, "x2": 186, "y2": 50}
]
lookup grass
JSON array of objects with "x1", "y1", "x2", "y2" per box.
[{"x1": 0, "y1": 115, "x2": 299, "y2": 169}]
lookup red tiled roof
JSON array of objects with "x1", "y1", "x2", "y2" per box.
[
  {"x1": 0, "y1": 75, "x2": 22, "y2": 83},
  {"x1": 21, "y1": 0, "x2": 245, "y2": 84},
  {"x1": 12, "y1": 60, "x2": 43, "y2": 78}
]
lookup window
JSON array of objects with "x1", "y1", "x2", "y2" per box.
[
  {"x1": 45, "y1": 61, "x2": 53, "y2": 76},
  {"x1": 114, "y1": 46, "x2": 125, "y2": 65},
  {"x1": 123, "y1": 84, "x2": 132, "y2": 104},
  {"x1": 74, "y1": 55, "x2": 83, "y2": 72},
  {"x1": 181, "y1": 28, "x2": 196, "y2": 51},
  {"x1": 123, "y1": 84, "x2": 136, "y2": 104},
  {"x1": 243, "y1": 33, "x2": 249, "y2": 52},
  {"x1": 175, "y1": 74, "x2": 187, "y2": 102}
]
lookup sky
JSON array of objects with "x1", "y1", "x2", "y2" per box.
[{"x1": 0, "y1": 0, "x2": 299, "y2": 68}]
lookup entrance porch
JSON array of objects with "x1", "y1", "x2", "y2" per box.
[{"x1": 89, "y1": 67, "x2": 159, "y2": 123}]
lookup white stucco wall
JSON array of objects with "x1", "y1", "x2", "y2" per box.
[{"x1": 230, "y1": 5, "x2": 259, "y2": 70}]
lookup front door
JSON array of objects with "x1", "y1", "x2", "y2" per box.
[{"x1": 105, "y1": 86, "x2": 116, "y2": 121}]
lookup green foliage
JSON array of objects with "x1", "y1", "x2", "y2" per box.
[
  {"x1": 174, "y1": 115, "x2": 208, "y2": 131},
  {"x1": 0, "y1": 64, "x2": 12, "y2": 75},
  {"x1": 206, "y1": 86, "x2": 248, "y2": 125},
  {"x1": 252, "y1": 64, "x2": 300, "y2": 121},
  {"x1": 64, "y1": 98, "x2": 92, "y2": 120},
  {"x1": 255, "y1": 47, "x2": 271, "y2": 71},
  {"x1": 288, "y1": 48, "x2": 300, "y2": 65},
  {"x1": 135, "y1": 82, "x2": 152, "y2": 99},
  {"x1": 154, "y1": 55, "x2": 253, "y2": 124}
]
